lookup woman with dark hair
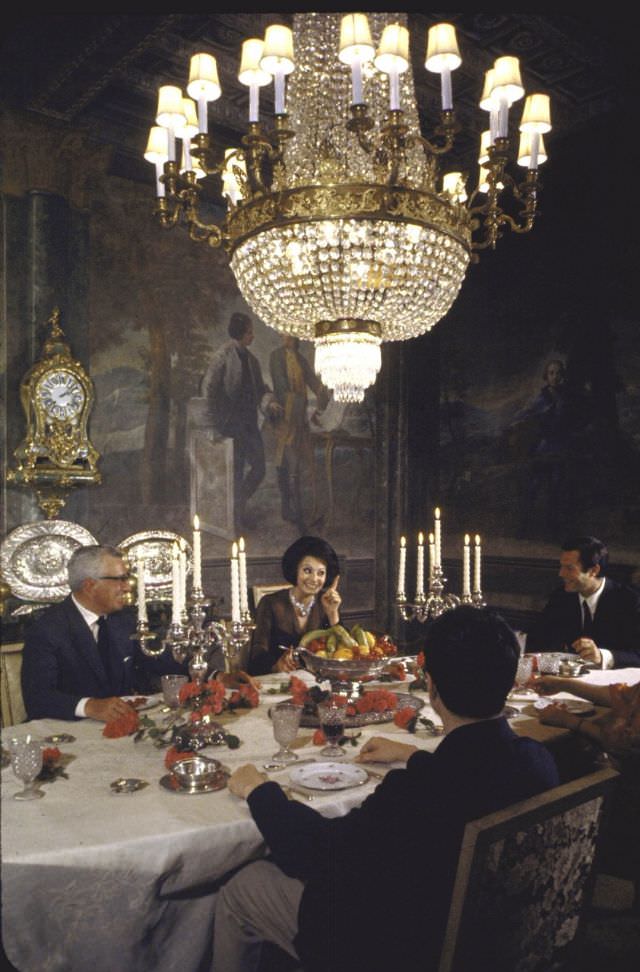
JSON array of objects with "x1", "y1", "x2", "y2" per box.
[{"x1": 248, "y1": 536, "x2": 341, "y2": 675}]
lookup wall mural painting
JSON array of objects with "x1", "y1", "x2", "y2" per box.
[
  {"x1": 438, "y1": 310, "x2": 640, "y2": 551},
  {"x1": 84, "y1": 179, "x2": 375, "y2": 560}
]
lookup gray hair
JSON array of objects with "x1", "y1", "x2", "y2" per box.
[{"x1": 67, "y1": 545, "x2": 123, "y2": 592}]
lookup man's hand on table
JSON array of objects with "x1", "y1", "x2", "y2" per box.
[
  {"x1": 356, "y1": 736, "x2": 418, "y2": 765},
  {"x1": 228, "y1": 764, "x2": 269, "y2": 800},
  {"x1": 571, "y1": 637, "x2": 602, "y2": 666},
  {"x1": 85, "y1": 696, "x2": 134, "y2": 722},
  {"x1": 530, "y1": 674, "x2": 573, "y2": 696}
]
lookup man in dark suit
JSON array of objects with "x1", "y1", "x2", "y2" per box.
[
  {"x1": 213, "y1": 607, "x2": 559, "y2": 972},
  {"x1": 527, "y1": 535, "x2": 640, "y2": 668},
  {"x1": 21, "y1": 544, "x2": 188, "y2": 722}
]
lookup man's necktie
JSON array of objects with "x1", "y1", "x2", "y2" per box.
[
  {"x1": 582, "y1": 602, "x2": 594, "y2": 637},
  {"x1": 96, "y1": 616, "x2": 113, "y2": 689}
]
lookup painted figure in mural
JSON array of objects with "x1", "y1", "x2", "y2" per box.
[
  {"x1": 201, "y1": 313, "x2": 282, "y2": 531},
  {"x1": 513, "y1": 358, "x2": 572, "y2": 534},
  {"x1": 527, "y1": 535, "x2": 640, "y2": 668},
  {"x1": 248, "y1": 535, "x2": 341, "y2": 675},
  {"x1": 269, "y1": 335, "x2": 329, "y2": 531}
]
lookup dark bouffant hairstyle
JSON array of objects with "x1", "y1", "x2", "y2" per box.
[
  {"x1": 421, "y1": 606, "x2": 519, "y2": 719},
  {"x1": 281, "y1": 536, "x2": 340, "y2": 587},
  {"x1": 228, "y1": 312, "x2": 252, "y2": 340},
  {"x1": 561, "y1": 536, "x2": 608, "y2": 575}
]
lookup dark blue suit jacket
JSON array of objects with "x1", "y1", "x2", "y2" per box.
[
  {"x1": 21, "y1": 596, "x2": 185, "y2": 721},
  {"x1": 248, "y1": 717, "x2": 559, "y2": 972},
  {"x1": 527, "y1": 577, "x2": 640, "y2": 667}
]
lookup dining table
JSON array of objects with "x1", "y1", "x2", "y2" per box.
[{"x1": 2, "y1": 664, "x2": 637, "y2": 972}]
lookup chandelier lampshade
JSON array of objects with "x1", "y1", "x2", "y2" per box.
[{"x1": 147, "y1": 12, "x2": 550, "y2": 402}]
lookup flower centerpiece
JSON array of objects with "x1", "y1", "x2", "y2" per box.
[{"x1": 102, "y1": 678, "x2": 260, "y2": 769}]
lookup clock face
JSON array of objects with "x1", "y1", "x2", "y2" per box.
[{"x1": 36, "y1": 371, "x2": 86, "y2": 419}]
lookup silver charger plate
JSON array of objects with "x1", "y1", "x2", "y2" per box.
[
  {"x1": 1, "y1": 520, "x2": 98, "y2": 602},
  {"x1": 159, "y1": 772, "x2": 227, "y2": 794},
  {"x1": 118, "y1": 531, "x2": 192, "y2": 598}
]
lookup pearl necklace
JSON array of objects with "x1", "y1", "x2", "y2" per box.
[{"x1": 289, "y1": 588, "x2": 315, "y2": 619}]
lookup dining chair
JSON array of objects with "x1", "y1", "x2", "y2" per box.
[
  {"x1": 1, "y1": 641, "x2": 27, "y2": 727},
  {"x1": 438, "y1": 765, "x2": 619, "y2": 972},
  {"x1": 252, "y1": 584, "x2": 291, "y2": 610}
]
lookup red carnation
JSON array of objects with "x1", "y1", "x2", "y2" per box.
[
  {"x1": 394, "y1": 708, "x2": 417, "y2": 731},
  {"x1": 103, "y1": 708, "x2": 140, "y2": 738},
  {"x1": 312, "y1": 728, "x2": 326, "y2": 746}
]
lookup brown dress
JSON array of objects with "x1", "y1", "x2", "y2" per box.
[{"x1": 248, "y1": 587, "x2": 330, "y2": 675}]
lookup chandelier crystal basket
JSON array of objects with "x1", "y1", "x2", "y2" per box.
[{"x1": 146, "y1": 12, "x2": 551, "y2": 402}]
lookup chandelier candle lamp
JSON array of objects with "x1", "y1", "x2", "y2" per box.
[
  {"x1": 397, "y1": 511, "x2": 484, "y2": 621},
  {"x1": 145, "y1": 13, "x2": 551, "y2": 403}
]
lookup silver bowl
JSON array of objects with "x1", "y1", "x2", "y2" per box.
[
  {"x1": 297, "y1": 648, "x2": 391, "y2": 685},
  {"x1": 171, "y1": 755, "x2": 223, "y2": 790}
]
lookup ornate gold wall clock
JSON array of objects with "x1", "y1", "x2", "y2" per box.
[{"x1": 7, "y1": 307, "x2": 101, "y2": 518}]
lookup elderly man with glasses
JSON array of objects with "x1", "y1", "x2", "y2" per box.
[{"x1": 21, "y1": 544, "x2": 257, "y2": 722}]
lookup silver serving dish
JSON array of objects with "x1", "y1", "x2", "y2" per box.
[
  {"x1": 1, "y1": 520, "x2": 98, "y2": 602},
  {"x1": 171, "y1": 755, "x2": 223, "y2": 791},
  {"x1": 297, "y1": 648, "x2": 391, "y2": 683},
  {"x1": 118, "y1": 530, "x2": 192, "y2": 599}
]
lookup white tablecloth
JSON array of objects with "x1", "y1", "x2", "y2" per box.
[
  {"x1": 1, "y1": 673, "x2": 441, "y2": 972},
  {"x1": 5, "y1": 667, "x2": 636, "y2": 972}
]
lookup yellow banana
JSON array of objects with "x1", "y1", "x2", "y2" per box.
[{"x1": 299, "y1": 628, "x2": 328, "y2": 648}]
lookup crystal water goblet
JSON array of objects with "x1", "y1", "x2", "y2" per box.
[
  {"x1": 511, "y1": 654, "x2": 535, "y2": 698},
  {"x1": 9, "y1": 736, "x2": 44, "y2": 801},
  {"x1": 317, "y1": 698, "x2": 348, "y2": 758},
  {"x1": 161, "y1": 674, "x2": 188, "y2": 708},
  {"x1": 271, "y1": 703, "x2": 302, "y2": 763}
]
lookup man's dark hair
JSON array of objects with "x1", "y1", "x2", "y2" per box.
[
  {"x1": 228, "y1": 312, "x2": 252, "y2": 340},
  {"x1": 561, "y1": 536, "x2": 608, "y2": 574},
  {"x1": 281, "y1": 535, "x2": 340, "y2": 587},
  {"x1": 421, "y1": 606, "x2": 518, "y2": 719}
]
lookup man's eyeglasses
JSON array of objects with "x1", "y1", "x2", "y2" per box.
[{"x1": 98, "y1": 574, "x2": 131, "y2": 582}]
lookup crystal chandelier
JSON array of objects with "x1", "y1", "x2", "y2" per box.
[{"x1": 146, "y1": 13, "x2": 551, "y2": 402}]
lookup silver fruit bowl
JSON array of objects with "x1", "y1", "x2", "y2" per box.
[{"x1": 297, "y1": 648, "x2": 392, "y2": 688}]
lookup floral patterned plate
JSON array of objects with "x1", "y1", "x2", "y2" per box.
[{"x1": 289, "y1": 761, "x2": 368, "y2": 791}]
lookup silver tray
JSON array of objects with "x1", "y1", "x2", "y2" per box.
[
  {"x1": 1, "y1": 520, "x2": 98, "y2": 602},
  {"x1": 118, "y1": 531, "x2": 192, "y2": 598},
  {"x1": 275, "y1": 692, "x2": 424, "y2": 729}
]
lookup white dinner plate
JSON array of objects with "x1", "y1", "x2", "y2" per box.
[
  {"x1": 289, "y1": 761, "x2": 368, "y2": 791},
  {"x1": 533, "y1": 698, "x2": 595, "y2": 716}
]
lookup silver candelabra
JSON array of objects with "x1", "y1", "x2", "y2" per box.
[
  {"x1": 397, "y1": 565, "x2": 484, "y2": 623},
  {"x1": 133, "y1": 588, "x2": 253, "y2": 682}
]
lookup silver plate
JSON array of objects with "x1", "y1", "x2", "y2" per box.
[
  {"x1": 118, "y1": 531, "x2": 192, "y2": 597},
  {"x1": 1, "y1": 520, "x2": 98, "y2": 602},
  {"x1": 276, "y1": 692, "x2": 424, "y2": 729}
]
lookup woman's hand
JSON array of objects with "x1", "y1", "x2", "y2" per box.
[
  {"x1": 531, "y1": 674, "x2": 567, "y2": 696},
  {"x1": 218, "y1": 670, "x2": 260, "y2": 691},
  {"x1": 356, "y1": 736, "x2": 417, "y2": 765},
  {"x1": 321, "y1": 575, "x2": 341, "y2": 625},
  {"x1": 537, "y1": 702, "x2": 574, "y2": 728},
  {"x1": 273, "y1": 649, "x2": 298, "y2": 674}
]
